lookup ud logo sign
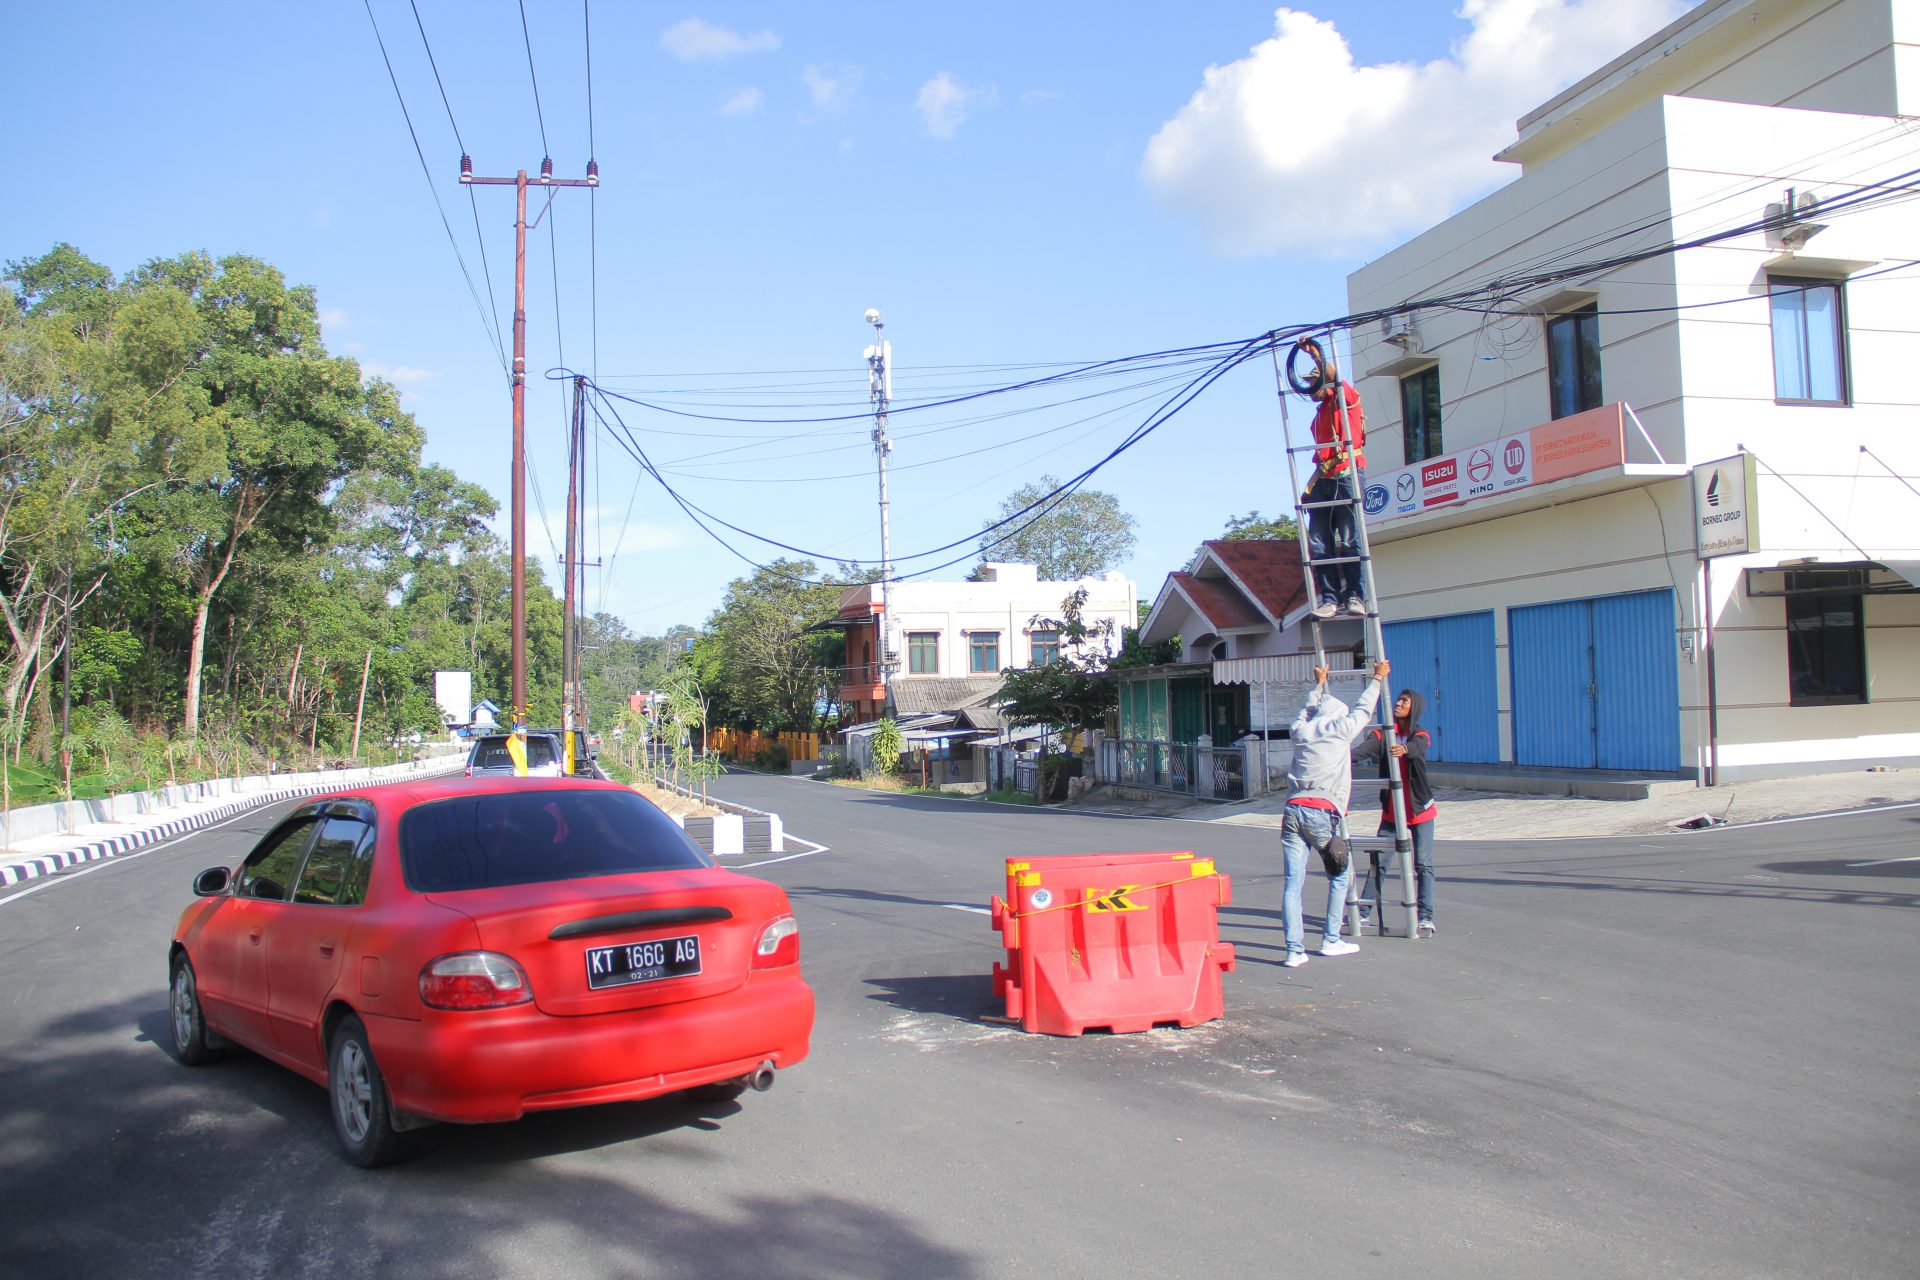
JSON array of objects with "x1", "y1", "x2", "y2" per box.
[{"x1": 1364, "y1": 483, "x2": 1389, "y2": 514}]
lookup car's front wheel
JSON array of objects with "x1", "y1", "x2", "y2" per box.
[
  {"x1": 168, "y1": 953, "x2": 221, "y2": 1066},
  {"x1": 328, "y1": 1015, "x2": 408, "y2": 1168}
]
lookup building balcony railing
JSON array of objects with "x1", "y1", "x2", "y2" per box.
[{"x1": 836, "y1": 663, "x2": 887, "y2": 690}]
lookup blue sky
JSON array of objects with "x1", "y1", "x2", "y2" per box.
[{"x1": 5, "y1": 1, "x2": 1686, "y2": 634}]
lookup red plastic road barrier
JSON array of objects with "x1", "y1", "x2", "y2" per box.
[{"x1": 989, "y1": 852, "x2": 1235, "y2": 1036}]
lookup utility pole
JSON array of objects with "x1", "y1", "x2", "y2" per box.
[
  {"x1": 563, "y1": 376, "x2": 583, "y2": 774},
  {"x1": 864, "y1": 309, "x2": 895, "y2": 700},
  {"x1": 460, "y1": 153, "x2": 599, "y2": 737}
]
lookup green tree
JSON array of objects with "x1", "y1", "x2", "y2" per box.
[
  {"x1": 977, "y1": 476, "x2": 1138, "y2": 580},
  {"x1": 116, "y1": 251, "x2": 424, "y2": 736},
  {"x1": 1220, "y1": 509, "x2": 1300, "y2": 541},
  {"x1": 995, "y1": 589, "x2": 1121, "y2": 734},
  {"x1": 702, "y1": 559, "x2": 842, "y2": 731}
]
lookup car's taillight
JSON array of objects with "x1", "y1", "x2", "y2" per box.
[
  {"x1": 419, "y1": 952, "x2": 533, "y2": 1010},
  {"x1": 752, "y1": 915, "x2": 800, "y2": 969},
  {"x1": 464, "y1": 764, "x2": 473, "y2": 777}
]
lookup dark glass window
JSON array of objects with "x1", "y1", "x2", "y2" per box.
[
  {"x1": 1786, "y1": 572, "x2": 1865, "y2": 705},
  {"x1": 401, "y1": 790, "x2": 711, "y2": 893},
  {"x1": 294, "y1": 817, "x2": 375, "y2": 906},
  {"x1": 1399, "y1": 366, "x2": 1443, "y2": 462},
  {"x1": 1546, "y1": 305, "x2": 1603, "y2": 419},
  {"x1": 1768, "y1": 277, "x2": 1848, "y2": 404},
  {"x1": 237, "y1": 820, "x2": 316, "y2": 902},
  {"x1": 908, "y1": 632, "x2": 938, "y2": 674},
  {"x1": 969, "y1": 632, "x2": 1000, "y2": 673},
  {"x1": 1030, "y1": 629, "x2": 1061, "y2": 666}
]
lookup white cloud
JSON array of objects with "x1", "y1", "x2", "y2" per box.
[
  {"x1": 660, "y1": 17, "x2": 778, "y2": 63},
  {"x1": 719, "y1": 87, "x2": 764, "y2": 117},
  {"x1": 916, "y1": 72, "x2": 997, "y2": 140},
  {"x1": 361, "y1": 362, "x2": 436, "y2": 388},
  {"x1": 318, "y1": 307, "x2": 349, "y2": 332},
  {"x1": 803, "y1": 63, "x2": 863, "y2": 111},
  {"x1": 1141, "y1": 0, "x2": 1687, "y2": 255}
]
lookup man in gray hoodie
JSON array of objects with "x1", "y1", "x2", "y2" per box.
[{"x1": 1280, "y1": 659, "x2": 1388, "y2": 967}]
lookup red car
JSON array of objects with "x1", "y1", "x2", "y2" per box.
[{"x1": 166, "y1": 777, "x2": 813, "y2": 1166}]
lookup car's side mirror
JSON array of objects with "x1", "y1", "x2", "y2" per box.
[{"x1": 193, "y1": 867, "x2": 231, "y2": 897}]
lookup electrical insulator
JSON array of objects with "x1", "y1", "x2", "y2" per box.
[
  {"x1": 540, "y1": 156, "x2": 553, "y2": 180},
  {"x1": 586, "y1": 159, "x2": 599, "y2": 183},
  {"x1": 460, "y1": 154, "x2": 472, "y2": 179}
]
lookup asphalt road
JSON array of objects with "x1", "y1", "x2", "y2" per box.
[{"x1": 0, "y1": 774, "x2": 1914, "y2": 1279}]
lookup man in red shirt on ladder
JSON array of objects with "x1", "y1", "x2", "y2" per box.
[{"x1": 1298, "y1": 338, "x2": 1367, "y2": 619}]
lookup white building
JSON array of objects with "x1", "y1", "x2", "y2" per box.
[
  {"x1": 1346, "y1": 0, "x2": 1917, "y2": 781},
  {"x1": 827, "y1": 562, "x2": 1138, "y2": 726}
]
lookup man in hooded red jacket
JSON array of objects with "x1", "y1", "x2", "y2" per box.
[{"x1": 1352, "y1": 686, "x2": 1437, "y2": 936}]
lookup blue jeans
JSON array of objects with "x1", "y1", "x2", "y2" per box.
[
  {"x1": 1377, "y1": 816, "x2": 1436, "y2": 922},
  {"x1": 1281, "y1": 803, "x2": 1352, "y2": 956},
  {"x1": 1305, "y1": 472, "x2": 1361, "y2": 605}
]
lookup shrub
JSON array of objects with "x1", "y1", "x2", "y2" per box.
[{"x1": 867, "y1": 719, "x2": 903, "y2": 777}]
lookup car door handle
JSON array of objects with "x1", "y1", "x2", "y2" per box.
[{"x1": 318, "y1": 940, "x2": 336, "y2": 958}]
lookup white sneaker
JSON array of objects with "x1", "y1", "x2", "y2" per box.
[
  {"x1": 1282, "y1": 952, "x2": 1310, "y2": 968},
  {"x1": 1311, "y1": 600, "x2": 1338, "y2": 620},
  {"x1": 1320, "y1": 938, "x2": 1360, "y2": 957},
  {"x1": 1346, "y1": 597, "x2": 1368, "y2": 616}
]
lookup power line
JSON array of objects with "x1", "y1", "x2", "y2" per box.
[
  {"x1": 408, "y1": 0, "x2": 508, "y2": 377},
  {"x1": 359, "y1": 0, "x2": 509, "y2": 375},
  {"x1": 516, "y1": 0, "x2": 551, "y2": 157}
]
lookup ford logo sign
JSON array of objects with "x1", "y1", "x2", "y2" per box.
[{"x1": 1364, "y1": 484, "x2": 1389, "y2": 514}]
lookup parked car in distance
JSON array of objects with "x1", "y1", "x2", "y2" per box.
[
  {"x1": 465, "y1": 731, "x2": 564, "y2": 778},
  {"x1": 166, "y1": 777, "x2": 814, "y2": 1166}
]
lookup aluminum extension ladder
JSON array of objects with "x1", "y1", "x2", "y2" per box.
[{"x1": 1271, "y1": 334, "x2": 1421, "y2": 940}]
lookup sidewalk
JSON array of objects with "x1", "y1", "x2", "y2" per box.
[
  {"x1": 1071, "y1": 766, "x2": 1920, "y2": 839},
  {"x1": 0, "y1": 752, "x2": 466, "y2": 889}
]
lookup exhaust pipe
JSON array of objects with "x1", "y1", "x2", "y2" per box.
[{"x1": 748, "y1": 1060, "x2": 776, "y2": 1092}]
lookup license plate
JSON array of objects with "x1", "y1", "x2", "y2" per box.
[{"x1": 585, "y1": 934, "x2": 702, "y2": 990}]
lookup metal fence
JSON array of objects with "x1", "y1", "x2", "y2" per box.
[{"x1": 1103, "y1": 738, "x2": 1246, "y2": 801}]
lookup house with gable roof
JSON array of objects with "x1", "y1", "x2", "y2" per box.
[{"x1": 1109, "y1": 538, "x2": 1362, "y2": 797}]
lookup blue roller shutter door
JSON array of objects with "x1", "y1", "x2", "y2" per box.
[
  {"x1": 1510, "y1": 590, "x2": 1678, "y2": 771},
  {"x1": 1592, "y1": 591, "x2": 1680, "y2": 771},
  {"x1": 1434, "y1": 613, "x2": 1500, "y2": 763},
  {"x1": 1382, "y1": 611, "x2": 1499, "y2": 764}
]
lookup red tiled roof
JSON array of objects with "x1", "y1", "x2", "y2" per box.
[
  {"x1": 1169, "y1": 572, "x2": 1263, "y2": 631},
  {"x1": 1202, "y1": 539, "x2": 1309, "y2": 623}
]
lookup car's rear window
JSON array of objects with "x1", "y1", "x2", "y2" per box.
[
  {"x1": 469, "y1": 736, "x2": 558, "y2": 769},
  {"x1": 400, "y1": 790, "x2": 712, "y2": 892}
]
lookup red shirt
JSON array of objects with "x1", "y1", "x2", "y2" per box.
[{"x1": 1311, "y1": 382, "x2": 1366, "y2": 476}]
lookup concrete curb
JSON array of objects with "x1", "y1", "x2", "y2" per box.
[{"x1": 0, "y1": 759, "x2": 464, "y2": 889}]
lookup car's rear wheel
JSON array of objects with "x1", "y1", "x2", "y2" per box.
[
  {"x1": 168, "y1": 953, "x2": 221, "y2": 1065},
  {"x1": 328, "y1": 1015, "x2": 408, "y2": 1168}
]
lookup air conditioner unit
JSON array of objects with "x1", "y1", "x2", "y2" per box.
[
  {"x1": 1379, "y1": 312, "x2": 1421, "y2": 351},
  {"x1": 1765, "y1": 187, "x2": 1827, "y2": 252}
]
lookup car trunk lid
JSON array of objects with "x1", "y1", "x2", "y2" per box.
[{"x1": 425, "y1": 868, "x2": 786, "y2": 1016}]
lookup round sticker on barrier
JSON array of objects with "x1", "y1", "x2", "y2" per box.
[{"x1": 1029, "y1": 888, "x2": 1053, "y2": 910}]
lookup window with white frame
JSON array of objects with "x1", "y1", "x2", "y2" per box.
[{"x1": 1768, "y1": 276, "x2": 1848, "y2": 405}]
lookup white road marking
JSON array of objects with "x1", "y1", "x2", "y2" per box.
[
  {"x1": 734, "y1": 838, "x2": 830, "y2": 869},
  {"x1": 0, "y1": 807, "x2": 271, "y2": 908},
  {"x1": 1847, "y1": 855, "x2": 1920, "y2": 868},
  {"x1": 941, "y1": 904, "x2": 991, "y2": 915}
]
